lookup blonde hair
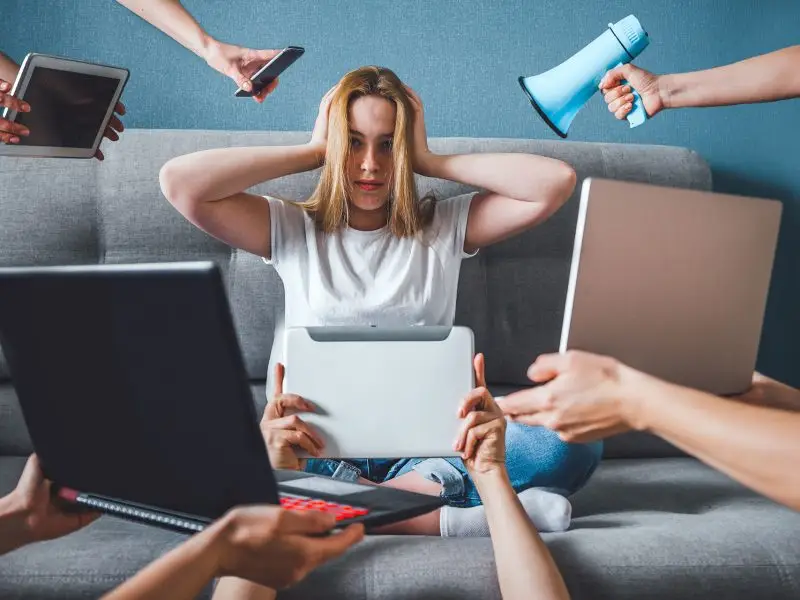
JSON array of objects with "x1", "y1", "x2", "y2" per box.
[{"x1": 301, "y1": 66, "x2": 434, "y2": 237}]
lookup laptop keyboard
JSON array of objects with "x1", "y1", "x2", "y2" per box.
[{"x1": 279, "y1": 493, "x2": 370, "y2": 521}]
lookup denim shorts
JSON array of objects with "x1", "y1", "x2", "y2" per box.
[{"x1": 305, "y1": 422, "x2": 603, "y2": 508}]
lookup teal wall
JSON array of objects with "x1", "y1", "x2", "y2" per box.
[{"x1": 5, "y1": 0, "x2": 799, "y2": 385}]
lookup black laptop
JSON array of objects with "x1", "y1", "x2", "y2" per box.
[{"x1": 0, "y1": 261, "x2": 444, "y2": 534}]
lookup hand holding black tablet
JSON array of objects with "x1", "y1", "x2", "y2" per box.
[{"x1": 0, "y1": 53, "x2": 128, "y2": 159}]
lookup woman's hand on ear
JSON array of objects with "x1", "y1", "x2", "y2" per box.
[
  {"x1": 309, "y1": 86, "x2": 338, "y2": 164},
  {"x1": 404, "y1": 86, "x2": 433, "y2": 175}
]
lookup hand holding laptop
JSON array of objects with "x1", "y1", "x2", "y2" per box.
[
  {"x1": 261, "y1": 362, "x2": 325, "y2": 470},
  {"x1": 0, "y1": 454, "x2": 99, "y2": 556}
]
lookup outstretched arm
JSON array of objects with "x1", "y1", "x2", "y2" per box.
[
  {"x1": 500, "y1": 352, "x2": 800, "y2": 511},
  {"x1": 115, "y1": 0, "x2": 279, "y2": 99},
  {"x1": 459, "y1": 354, "x2": 570, "y2": 600},
  {"x1": 601, "y1": 46, "x2": 800, "y2": 120},
  {"x1": 406, "y1": 88, "x2": 576, "y2": 253}
]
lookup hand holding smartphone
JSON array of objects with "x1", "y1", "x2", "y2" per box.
[{"x1": 235, "y1": 46, "x2": 305, "y2": 97}]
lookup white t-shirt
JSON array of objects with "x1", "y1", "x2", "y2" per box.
[{"x1": 263, "y1": 192, "x2": 477, "y2": 392}]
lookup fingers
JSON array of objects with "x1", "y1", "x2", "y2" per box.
[
  {"x1": 0, "y1": 80, "x2": 12, "y2": 92},
  {"x1": 268, "y1": 414, "x2": 324, "y2": 451},
  {"x1": 614, "y1": 103, "x2": 633, "y2": 120},
  {"x1": 462, "y1": 420, "x2": 500, "y2": 461},
  {"x1": 236, "y1": 72, "x2": 253, "y2": 93},
  {"x1": 305, "y1": 523, "x2": 365, "y2": 564},
  {"x1": 0, "y1": 131, "x2": 20, "y2": 144},
  {"x1": 458, "y1": 386, "x2": 487, "y2": 417},
  {"x1": 473, "y1": 353, "x2": 486, "y2": 388},
  {"x1": 94, "y1": 149, "x2": 105, "y2": 161},
  {"x1": 526, "y1": 353, "x2": 567, "y2": 383},
  {"x1": 266, "y1": 390, "x2": 315, "y2": 420},
  {"x1": 253, "y1": 78, "x2": 279, "y2": 103},
  {"x1": 115, "y1": 102, "x2": 126, "y2": 116},
  {"x1": 603, "y1": 86, "x2": 635, "y2": 112},
  {"x1": 454, "y1": 410, "x2": 497, "y2": 454},
  {"x1": 498, "y1": 386, "x2": 554, "y2": 417},
  {"x1": 107, "y1": 115, "x2": 124, "y2": 134},
  {"x1": 257, "y1": 49, "x2": 281, "y2": 62},
  {"x1": 103, "y1": 126, "x2": 120, "y2": 143},
  {"x1": 0, "y1": 91, "x2": 30, "y2": 113},
  {"x1": 599, "y1": 64, "x2": 632, "y2": 91},
  {"x1": 0, "y1": 117, "x2": 30, "y2": 141},
  {"x1": 277, "y1": 508, "x2": 337, "y2": 534}
]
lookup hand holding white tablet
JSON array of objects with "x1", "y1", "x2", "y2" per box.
[
  {"x1": 0, "y1": 79, "x2": 30, "y2": 144},
  {"x1": 0, "y1": 54, "x2": 129, "y2": 160}
]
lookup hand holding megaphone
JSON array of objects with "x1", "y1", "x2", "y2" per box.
[{"x1": 600, "y1": 63, "x2": 665, "y2": 121}]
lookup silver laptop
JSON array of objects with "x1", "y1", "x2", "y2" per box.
[
  {"x1": 283, "y1": 326, "x2": 474, "y2": 458},
  {"x1": 560, "y1": 178, "x2": 782, "y2": 395}
]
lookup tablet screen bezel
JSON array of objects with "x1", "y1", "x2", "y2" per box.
[{"x1": 0, "y1": 53, "x2": 129, "y2": 159}]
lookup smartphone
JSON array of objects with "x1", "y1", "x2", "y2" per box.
[{"x1": 234, "y1": 46, "x2": 305, "y2": 97}]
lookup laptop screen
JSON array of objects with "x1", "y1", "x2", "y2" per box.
[{"x1": 0, "y1": 263, "x2": 278, "y2": 520}]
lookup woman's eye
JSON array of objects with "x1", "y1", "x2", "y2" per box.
[
  {"x1": 350, "y1": 138, "x2": 362, "y2": 148},
  {"x1": 381, "y1": 140, "x2": 393, "y2": 151}
]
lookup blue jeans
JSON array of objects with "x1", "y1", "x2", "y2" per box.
[{"x1": 305, "y1": 423, "x2": 603, "y2": 508}]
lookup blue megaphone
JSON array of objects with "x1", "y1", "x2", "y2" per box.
[{"x1": 519, "y1": 15, "x2": 650, "y2": 138}]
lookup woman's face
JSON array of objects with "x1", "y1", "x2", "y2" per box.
[{"x1": 346, "y1": 95, "x2": 396, "y2": 214}]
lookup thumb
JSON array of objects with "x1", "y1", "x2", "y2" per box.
[
  {"x1": 307, "y1": 523, "x2": 365, "y2": 562},
  {"x1": 257, "y1": 49, "x2": 280, "y2": 62},
  {"x1": 599, "y1": 63, "x2": 634, "y2": 90},
  {"x1": 17, "y1": 454, "x2": 44, "y2": 495},
  {"x1": 233, "y1": 70, "x2": 252, "y2": 92},
  {"x1": 274, "y1": 363, "x2": 285, "y2": 396}
]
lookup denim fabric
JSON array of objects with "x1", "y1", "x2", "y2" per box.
[{"x1": 305, "y1": 424, "x2": 603, "y2": 508}]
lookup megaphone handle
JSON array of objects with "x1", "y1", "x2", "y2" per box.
[
  {"x1": 625, "y1": 88, "x2": 648, "y2": 128},
  {"x1": 613, "y1": 62, "x2": 648, "y2": 128}
]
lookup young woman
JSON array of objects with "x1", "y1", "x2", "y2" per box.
[{"x1": 160, "y1": 65, "x2": 602, "y2": 540}]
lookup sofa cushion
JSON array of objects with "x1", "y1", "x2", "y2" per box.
[{"x1": 2, "y1": 456, "x2": 798, "y2": 599}]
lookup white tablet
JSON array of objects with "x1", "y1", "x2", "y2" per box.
[
  {"x1": 283, "y1": 326, "x2": 475, "y2": 459},
  {"x1": 0, "y1": 53, "x2": 129, "y2": 158}
]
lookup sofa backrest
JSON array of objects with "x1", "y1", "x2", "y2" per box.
[{"x1": 0, "y1": 131, "x2": 712, "y2": 459}]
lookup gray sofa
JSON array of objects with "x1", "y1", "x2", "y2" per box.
[{"x1": 1, "y1": 131, "x2": 799, "y2": 599}]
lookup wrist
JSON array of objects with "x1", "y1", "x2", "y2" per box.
[
  {"x1": 203, "y1": 512, "x2": 237, "y2": 578},
  {"x1": 197, "y1": 35, "x2": 219, "y2": 62},
  {"x1": 471, "y1": 466, "x2": 512, "y2": 497},
  {"x1": 415, "y1": 150, "x2": 438, "y2": 177},
  {"x1": 615, "y1": 362, "x2": 658, "y2": 432},
  {"x1": 306, "y1": 142, "x2": 326, "y2": 167},
  {"x1": 657, "y1": 73, "x2": 676, "y2": 110}
]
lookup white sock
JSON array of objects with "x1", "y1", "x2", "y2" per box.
[{"x1": 439, "y1": 488, "x2": 572, "y2": 537}]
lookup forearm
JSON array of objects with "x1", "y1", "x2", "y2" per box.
[
  {"x1": 661, "y1": 45, "x2": 800, "y2": 108},
  {"x1": 161, "y1": 145, "x2": 323, "y2": 206},
  {"x1": 212, "y1": 577, "x2": 276, "y2": 600},
  {"x1": 420, "y1": 152, "x2": 575, "y2": 205},
  {"x1": 103, "y1": 525, "x2": 222, "y2": 600},
  {"x1": 0, "y1": 51, "x2": 20, "y2": 83},
  {"x1": 116, "y1": 0, "x2": 213, "y2": 58},
  {"x1": 473, "y1": 470, "x2": 569, "y2": 600},
  {"x1": 624, "y1": 367, "x2": 800, "y2": 510},
  {"x1": 0, "y1": 493, "x2": 32, "y2": 556}
]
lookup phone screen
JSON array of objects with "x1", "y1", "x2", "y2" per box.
[{"x1": 235, "y1": 46, "x2": 305, "y2": 97}]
